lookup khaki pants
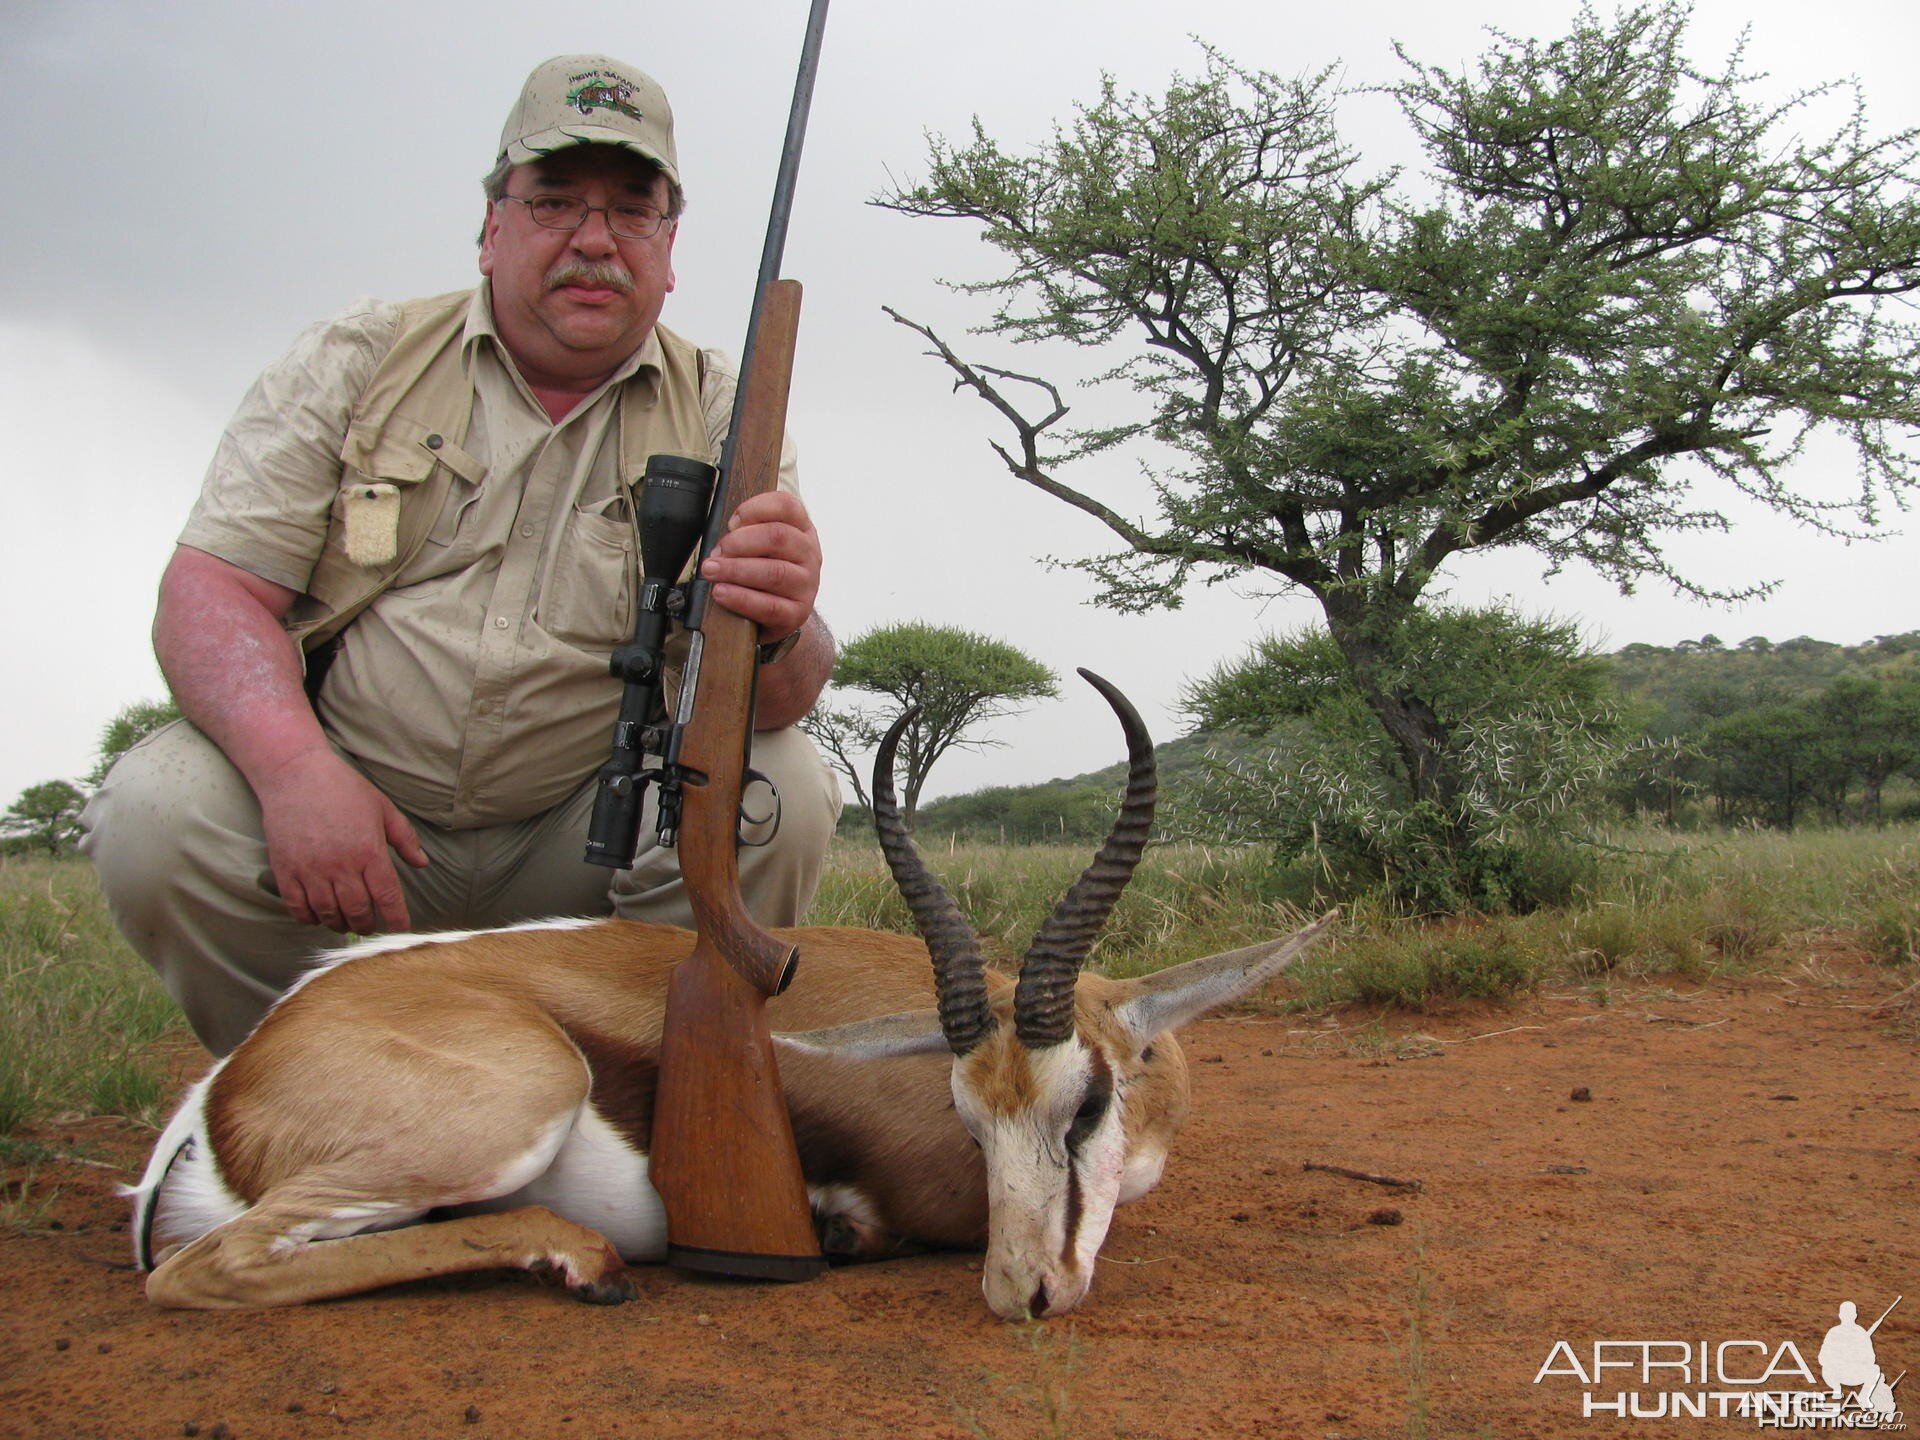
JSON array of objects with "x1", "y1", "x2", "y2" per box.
[{"x1": 80, "y1": 720, "x2": 843, "y2": 1056}]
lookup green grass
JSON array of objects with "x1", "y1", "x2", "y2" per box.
[
  {"x1": 0, "y1": 856, "x2": 177, "y2": 1134},
  {"x1": 3, "y1": 825, "x2": 1915, "y2": 1139},
  {"x1": 816, "y1": 824, "x2": 1920, "y2": 1015}
]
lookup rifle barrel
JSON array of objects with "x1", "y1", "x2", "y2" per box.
[
  {"x1": 696, "y1": 0, "x2": 831, "y2": 575},
  {"x1": 1867, "y1": 1295, "x2": 1902, "y2": 1335}
]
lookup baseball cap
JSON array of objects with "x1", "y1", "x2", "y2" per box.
[{"x1": 496, "y1": 55, "x2": 679, "y2": 185}]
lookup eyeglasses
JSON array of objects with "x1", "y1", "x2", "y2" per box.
[{"x1": 499, "y1": 194, "x2": 672, "y2": 240}]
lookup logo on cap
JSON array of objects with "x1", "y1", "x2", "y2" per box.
[{"x1": 567, "y1": 73, "x2": 644, "y2": 124}]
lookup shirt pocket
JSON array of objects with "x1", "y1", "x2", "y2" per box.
[{"x1": 542, "y1": 494, "x2": 637, "y2": 650}]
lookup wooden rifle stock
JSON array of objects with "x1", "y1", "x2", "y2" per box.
[{"x1": 648, "y1": 280, "x2": 825, "y2": 1280}]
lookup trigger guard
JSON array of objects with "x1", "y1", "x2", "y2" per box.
[{"x1": 739, "y1": 768, "x2": 782, "y2": 847}]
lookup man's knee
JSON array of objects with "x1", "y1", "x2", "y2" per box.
[{"x1": 83, "y1": 721, "x2": 264, "y2": 927}]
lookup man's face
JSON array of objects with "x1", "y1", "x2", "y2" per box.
[{"x1": 479, "y1": 145, "x2": 677, "y2": 391}]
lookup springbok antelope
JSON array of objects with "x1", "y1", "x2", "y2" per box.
[{"x1": 129, "y1": 670, "x2": 1332, "y2": 1319}]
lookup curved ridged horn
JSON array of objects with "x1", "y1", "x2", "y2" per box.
[
  {"x1": 1014, "y1": 669, "x2": 1157, "y2": 1048},
  {"x1": 871, "y1": 707, "x2": 995, "y2": 1055}
]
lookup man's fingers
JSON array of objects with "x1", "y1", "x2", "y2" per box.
[
  {"x1": 716, "y1": 520, "x2": 817, "y2": 563},
  {"x1": 385, "y1": 808, "x2": 431, "y2": 870},
  {"x1": 279, "y1": 872, "x2": 317, "y2": 928},
  {"x1": 363, "y1": 851, "x2": 413, "y2": 933},
  {"x1": 706, "y1": 582, "x2": 809, "y2": 639}
]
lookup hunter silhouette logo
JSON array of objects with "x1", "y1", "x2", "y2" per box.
[
  {"x1": 1821, "y1": 1298, "x2": 1905, "y2": 1422},
  {"x1": 567, "y1": 74, "x2": 643, "y2": 124},
  {"x1": 1532, "y1": 1293, "x2": 1907, "y2": 1426}
]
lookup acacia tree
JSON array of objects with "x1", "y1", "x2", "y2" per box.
[
  {"x1": 88, "y1": 698, "x2": 180, "y2": 785},
  {"x1": 878, "y1": 3, "x2": 1920, "y2": 852},
  {"x1": 801, "y1": 622, "x2": 1057, "y2": 826},
  {"x1": 3, "y1": 780, "x2": 87, "y2": 857},
  {"x1": 1178, "y1": 607, "x2": 1632, "y2": 908}
]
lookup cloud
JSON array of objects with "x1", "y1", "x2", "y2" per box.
[{"x1": 0, "y1": 322, "x2": 225, "y2": 798}]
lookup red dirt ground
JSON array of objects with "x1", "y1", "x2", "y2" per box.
[{"x1": 2, "y1": 953, "x2": 1914, "y2": 1440}]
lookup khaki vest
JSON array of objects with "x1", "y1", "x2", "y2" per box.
[{"x1": 286, "y1": 288, "x2": 713, "y2": 652}]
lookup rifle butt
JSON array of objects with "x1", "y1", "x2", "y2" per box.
[{"x1": 650, "y1": 940, "x2": 825, "y2": 1280}]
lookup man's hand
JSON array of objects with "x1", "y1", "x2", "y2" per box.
[
  {"x1": 156, "y1": 545, "x2": 432, "y2": 934},
  {"x1": 253, "y1": 749, "x2": 430, "y2": 933},
  {"x1": 699, "y1": 490, "x2": 820, "y2": 645}
]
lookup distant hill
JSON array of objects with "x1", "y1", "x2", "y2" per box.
[
  {"x1": 1603, "y1": 631, "x2": 1920, "y2": 730},
  {"x1": 835, "y1": 631, "x2": 1920, "y2": 843},
  {"x1": 838, "y1": 730, "x2": 1269, "y2": 845}
]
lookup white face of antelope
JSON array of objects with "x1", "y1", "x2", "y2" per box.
[{"x1": 951, "y1": 1030, "x2": 1135, "y2": 1321}]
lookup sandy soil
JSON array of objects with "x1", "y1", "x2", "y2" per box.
[{"x1": 2, "y1": 951, "x2": 1915, "y2": 1440}]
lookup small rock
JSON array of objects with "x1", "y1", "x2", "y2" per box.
[
  {"x1": 1570, "y1": 1087, "x2": 1592, "y2": 1102},
  {"x1": 1770, "y1": 1093, "x2": 1799, "y2": 1102},
  {"x1": 286, "y1": 1402, "x2": 304, "y2": 1414},
  {"x1": 465, "y1": 1405, "x2": 483, "y2": 1425},
  {"x1": 182, "y1": 1426, "x2": 200, "y2": 1438},
  {"x1": 210, "y1": 1425, "x2": 231, "y2": 1440},
  {"x1": 97, "y1": 1342, "x2": 113, "y2": 1354},
  {"x1": 695, "y1": 1313, "x2": 713, "y2": 1327},
  {"x1": 1231, "y1": 1212, "x2": 1251, "y2": 1223},
  {"x1": 54, "y1": 1339, "x2": 70, "y2": 1352},
  {"x1": 1367, "y1": 1208, "x2": 1404, "y2": 1226}
]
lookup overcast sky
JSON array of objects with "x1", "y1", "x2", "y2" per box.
[{"x1": 3, "y1": 0, "x2": 1916, "y2": 811}]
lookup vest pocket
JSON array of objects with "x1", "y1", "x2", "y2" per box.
[{"x1": 541, "y1": 499, "x2": 636, "y2": 649}]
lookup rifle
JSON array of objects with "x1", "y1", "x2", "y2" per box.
[{"x1": 583, "y1": 0, "x2": 832, "y2": 1281}]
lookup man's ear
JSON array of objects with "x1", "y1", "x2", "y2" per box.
[{"x1": 478, "y1": 202, "x2": 499, "y2": 275}]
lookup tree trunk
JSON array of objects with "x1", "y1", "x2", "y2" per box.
[{"x1": 1322, "y1": 599, "x2": 1465, "y2": 829}]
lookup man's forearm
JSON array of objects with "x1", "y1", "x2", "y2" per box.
[
  {"x1": 154, "y1": 547, "x2": 332, "y2": 789},
  {"x1": 754, "y1": 612, "x2": 834, "y2": 731}
]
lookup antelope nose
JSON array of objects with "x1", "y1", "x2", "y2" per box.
[{"x1": 1028, "y1": 1282, "x2": 1051, "y2": 1318}]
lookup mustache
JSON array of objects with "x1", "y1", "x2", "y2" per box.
[{"x1": 545, "y1": 260, "x2": 635, "y2": 293}]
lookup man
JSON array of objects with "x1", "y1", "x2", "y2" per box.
[{"x1": 83, "y1": 55, "x2": 841, "y2": 1056}]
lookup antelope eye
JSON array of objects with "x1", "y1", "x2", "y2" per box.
[{"x1": 1065, "y1": 1087, "x2": 1111, "y2": 1150}]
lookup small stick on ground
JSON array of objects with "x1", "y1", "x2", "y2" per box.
[
  {"x1": 1870, "y1": 979, "x2": 1919, "y2": 1016},
  {"x1": 1304, "y1": 1161, "x2": 1424, "y2": 1192}
]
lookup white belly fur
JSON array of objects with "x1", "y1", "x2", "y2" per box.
[{"x1": 450, "y1": 1104, "x2": 669, "y2": 1262}]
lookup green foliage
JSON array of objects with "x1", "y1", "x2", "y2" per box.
[
  {"x1": 88, "y1": 698, "x2": 180, "y2": 785},
  {"x1": 1292, "y1": 921, "x2": 1543, "y2": 1010},
  {"x1": 881, "y1": 3, "x2": 1920, "y2": 875},
  {"x1": 2, "y1": 781, "x2": 87, "y2": 858},
  {"x1": 801, "y1": 622, "x2": 1057, "y2": 825},
  {"x1": 1171, "y1": 607, "x2": 1625, "y2": 911}
]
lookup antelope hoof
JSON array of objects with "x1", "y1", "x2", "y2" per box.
[{"x1": 572, "y1": 1270, "x2": 636, "y2": 1306}]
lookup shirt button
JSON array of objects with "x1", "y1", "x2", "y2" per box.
[
  {"x1": 520, "y1": 525, "x2": 535, "y2": 538},
  {"x1": 493, "y1": 616, "x2": 509, "y2": 630}
]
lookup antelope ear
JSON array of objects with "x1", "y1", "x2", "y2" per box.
[
  {"x1": 1114, "y1": 912, "x2": 1338, "y2": 1042},
  {"x1": 774, "y1": 1009, "x2": 951, "y2": 1060}
]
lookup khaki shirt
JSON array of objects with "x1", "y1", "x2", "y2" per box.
[{"x1": 180, "y1": 285, "x2": 799, "y2": 828}]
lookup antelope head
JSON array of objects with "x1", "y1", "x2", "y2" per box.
[{"x1": 781, "y1": 669, "x2": 1333, "y2": 1320}]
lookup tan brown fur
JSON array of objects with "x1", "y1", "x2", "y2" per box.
[{"x1": 137, "y1": 916, "x2": 1314, "y2": 1313}]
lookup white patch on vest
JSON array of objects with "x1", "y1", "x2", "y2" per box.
[{"x1": 341, "y1": 482, "x2": 402, "y2": 566}]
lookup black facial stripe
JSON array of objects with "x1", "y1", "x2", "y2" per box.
[{"x1": 1065, "y1": 1051, "x2": 1114, "y2": 1153}]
